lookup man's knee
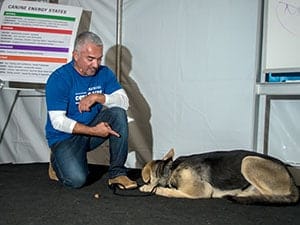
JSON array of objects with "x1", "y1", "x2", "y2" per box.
[
  {"x1": 109, "y1": 107, "x2": 127, "y2": 120},
  {"x1": 107, "y1": 107, "x2": 128, "y2": 130},
  {"x1": 61, "y1": 172, "x2": 87, "y2": 189}
]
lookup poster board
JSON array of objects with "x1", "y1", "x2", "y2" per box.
[
  {"x1": 0, "y1": 0, "x2": 88, "y2": 87},
  {"x1": 263, "y1": 0, "x2": 300, "y2": 73}
]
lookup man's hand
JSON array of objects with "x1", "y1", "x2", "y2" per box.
[
  {"x1": 78, "y1": 94, "x2": 105, "y2": 113},
  {"x1": 72, "y1": 121, "x2": 120, "y2": 137},
  {"x1": 92, "y1": 122, "x2": 120, "y2": 137}
]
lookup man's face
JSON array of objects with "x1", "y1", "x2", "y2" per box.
[{"x1": 73, "y1": 42, "x2": 103, "y2": 76}]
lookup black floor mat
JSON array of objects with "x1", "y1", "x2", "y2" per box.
[{"x1": 1, "y1": 163, "x2": 299, "y2": 225}]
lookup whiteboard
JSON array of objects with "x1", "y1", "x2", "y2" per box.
[{"x1": 263, "y1": 0, "x2": 300, "y2": 72}]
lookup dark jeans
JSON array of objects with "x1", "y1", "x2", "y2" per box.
[{"x1": 50, "y1": 107, "x2": 129, "y2": 188}]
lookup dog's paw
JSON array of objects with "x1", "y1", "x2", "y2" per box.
[{"x1": 139, "y1": 184, "x2": 154, "y2": 192}]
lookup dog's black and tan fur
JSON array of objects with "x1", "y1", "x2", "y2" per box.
[{"x1": 139, "y1": 149, "x2": 299, "y2": 205}]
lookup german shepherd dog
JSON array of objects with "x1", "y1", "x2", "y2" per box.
[{"x1": 139, "y1": 149, "x2": 299, "y2": 205}]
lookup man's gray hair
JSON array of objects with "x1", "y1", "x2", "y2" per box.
[{"x1": 74, "y1": 31, "x2": 103, "y2": 52}]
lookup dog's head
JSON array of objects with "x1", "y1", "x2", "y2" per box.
[{"x1": 141, "y1": 148, "x2": 175, "y2": 186}]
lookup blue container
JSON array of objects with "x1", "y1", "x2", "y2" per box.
[{"x1": 266, "y1": 72, "x2": 300, "y2": 82}]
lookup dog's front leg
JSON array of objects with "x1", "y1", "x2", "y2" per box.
[
  {"x1": 139, "y1": 184, "x2": 157, "y2": 192},
  {"x1": 155, "y1": 187, "x2": 197, "y2": 199}
]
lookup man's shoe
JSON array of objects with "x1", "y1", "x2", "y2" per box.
[
  {"x1": 48, "y1": 162, "x2": 58, "y2": 181},
  {"x1": 108, "y1": 175, "x2": 137, "y2": 190}
]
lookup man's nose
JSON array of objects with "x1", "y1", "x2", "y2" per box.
[{"x1": 92, "y1": 59, "x2": 99, "y2": 68}]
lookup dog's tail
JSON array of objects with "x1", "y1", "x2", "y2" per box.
[{"x1": 224, "y1": 186, "x2": 299, "y2": 205}]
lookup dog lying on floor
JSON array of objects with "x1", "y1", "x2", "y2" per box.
[{"x1": 139, "y1": 149, "x2": 299, "y2": 205}]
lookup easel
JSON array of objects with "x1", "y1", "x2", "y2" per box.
[{"x1": 0, "y1": 81, "x2": 45, "y2": 145}]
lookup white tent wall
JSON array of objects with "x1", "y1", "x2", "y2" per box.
[
  {"x1": 0, "y1": 0, "x2": 260, "y2": 167},
  {"x1": 2, "y1": 0, "x2": 297, "y2": 168},
  {"x1": 0, "y1": 90, "x2": 49, "y2": 163},
  {"x1": 122, "y1": 0, "x2": 260, "y2": 162}
]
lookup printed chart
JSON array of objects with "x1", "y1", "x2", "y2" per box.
[{"x1": 0, "y1": 0, "x2": 82, "y2": 83}]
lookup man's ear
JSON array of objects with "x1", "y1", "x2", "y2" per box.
[
  {"x1": 162, "y1": 148, "x2": 175, "y2": 161},
  {"x1": 72, "y1": 50, "x2": 78, "y2": 61}
]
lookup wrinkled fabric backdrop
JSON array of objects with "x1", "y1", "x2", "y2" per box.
[{"x1": 1, "y1": 0, "x2": 300, "y2": 168}]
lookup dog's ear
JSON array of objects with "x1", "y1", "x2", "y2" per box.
[
  {"x1": 162, "y1": 148, "x2": 175, "y2": 161},
  {"x1": 163, "y1": 157, "x2": 173, "y2": 175},
  {"x1": 141, "y1": 162, "x2": 152, "y2": 183}
]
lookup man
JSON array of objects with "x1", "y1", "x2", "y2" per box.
[{"x1": 45, "y1": 31, "x2": 137, "y2": 189}]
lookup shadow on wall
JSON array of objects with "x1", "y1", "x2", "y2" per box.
[
  {"x1": 87, "y1": 45, "x2": 153, "y2": 168},
  {"x1": 106, "y1": 45, "x2": 153, "y2": 168}
]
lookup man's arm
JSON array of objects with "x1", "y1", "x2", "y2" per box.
[
  {"x1": 48, "y1": 111, "x2": 119, "y2": 137},
  {"x1": 78, "y1": 89, "x2": 129, "y2": 113}
]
